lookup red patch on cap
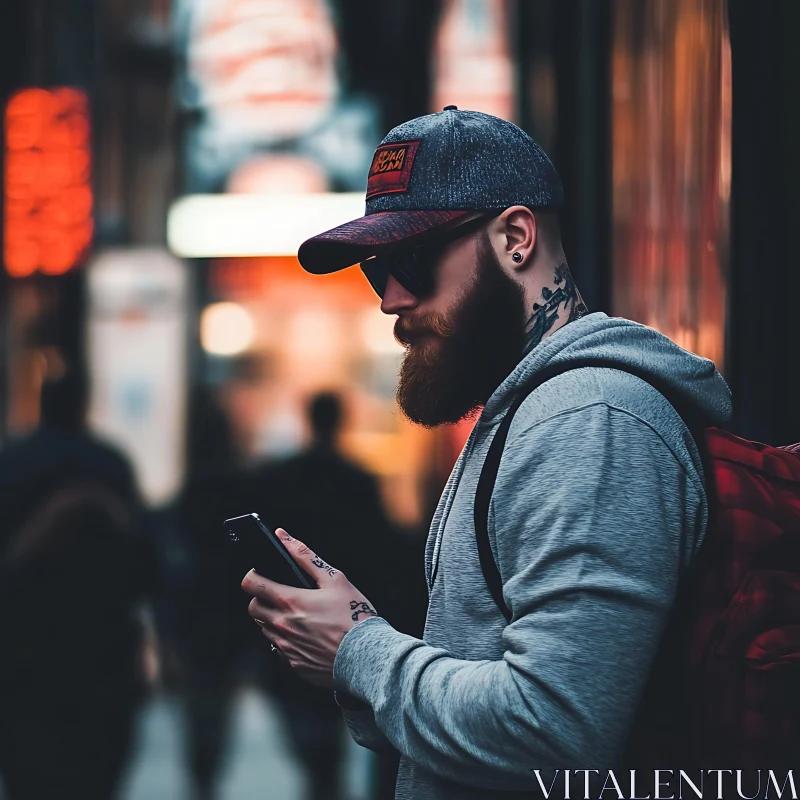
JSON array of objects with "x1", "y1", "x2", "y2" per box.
[{"x1": 366, "y1": 141, "x2": 420, "y2": 199}]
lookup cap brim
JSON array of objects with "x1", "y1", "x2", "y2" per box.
[{"x1": 298, "y1": 210, "x2": 472, "y2": 274}]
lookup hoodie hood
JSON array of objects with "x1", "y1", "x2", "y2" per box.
[{"x1": 482, "y1": 312, "x2": 733, "y2": 428}]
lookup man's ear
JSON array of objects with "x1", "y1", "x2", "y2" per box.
[{"x1": 494, "y1": 206, "x2": 536, "y2": 270}]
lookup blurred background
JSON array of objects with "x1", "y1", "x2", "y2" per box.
[{"x1": 0, "y1": 1, "x2": 797, "y2": 799}]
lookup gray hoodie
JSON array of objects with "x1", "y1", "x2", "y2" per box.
[{"x1": 331, "y1": 312, "x2": 733, "y2": 799}]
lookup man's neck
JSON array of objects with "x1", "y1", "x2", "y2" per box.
[{"x1": 522, "y1": 261, "x2": 588, "y2": 358}]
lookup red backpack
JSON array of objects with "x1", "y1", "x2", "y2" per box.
[{"x1": 474, "y1": 361, "x2": 800, "y2": 768}]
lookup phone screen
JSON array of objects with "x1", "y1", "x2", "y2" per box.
[{"x1": 224, "y1": 513, "x2": 318, "y2": 590}]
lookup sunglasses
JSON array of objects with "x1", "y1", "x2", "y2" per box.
[{"x1": 359, "y1": 211, "x2": 501, "y2": 300}]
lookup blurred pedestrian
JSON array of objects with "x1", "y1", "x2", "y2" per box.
[
  {"x1": 167, "y1": 386, "x2": 256, "y2": 800},
  {"x1": 0, "y1": 366, "x2": 149, "y2": 800},
  {"x1": 249, "y1": 391, "x2": 397, "y2": 800}
]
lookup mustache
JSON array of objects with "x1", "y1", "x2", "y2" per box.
[{"x1": 394, "y1": 312, "x2": 457, "y2": 346}]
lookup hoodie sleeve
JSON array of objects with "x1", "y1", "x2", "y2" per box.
[
  {"x1": 334, "y1": 689, "x2": 396, "y2": 754},
  {"x1": 332, "y1": 402, "x2": 704, "y2": 791}
]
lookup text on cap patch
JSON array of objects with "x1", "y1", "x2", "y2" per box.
[{"x1": 366, "y1": 141, "x2": 420, "y2": 199}]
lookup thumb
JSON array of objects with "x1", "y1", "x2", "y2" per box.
[{"x1": 276, "y1": 528, "x2": 341, "y2": 585}]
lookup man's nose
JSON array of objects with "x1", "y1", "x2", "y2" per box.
[{"x1": 380, "y1": 274, "x2": 419, "y2": 315}]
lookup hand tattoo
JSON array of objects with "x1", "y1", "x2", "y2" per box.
[
  {"x1": 523, "y1": 262, "x2": 588, "y2": 356},
  {"x1": 311, "y1": 556, "x2": 338, "y2": 577},
  {"x1": 350, "y1": 600, "x2": 377, "y2": 621}
]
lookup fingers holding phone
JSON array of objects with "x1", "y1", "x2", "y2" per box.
[
  {"x1": 273, "y1": 527, "x2": 343, "y2": 580},
  {"x1": 240, "y1": 527, "x2": 379, "y2": 688},
  {"x1": 225, "y1": 514, "x2": 317, "y2": 590}
]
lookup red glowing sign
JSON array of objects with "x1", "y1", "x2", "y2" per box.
[{"x1": 3, "y1": 87, "x2": 93, "y2": 277}]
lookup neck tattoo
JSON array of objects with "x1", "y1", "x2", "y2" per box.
[{"x1": 523, "y1": 262, "x2": 588, "y2": 357}]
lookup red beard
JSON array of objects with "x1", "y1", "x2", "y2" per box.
[{"x1": 394, "y1": 232, "x2": 527, "y2": 428}]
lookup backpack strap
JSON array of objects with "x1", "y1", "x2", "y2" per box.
[{"x1": 474, "y1": 359, "x2": 704, "y2": 623}]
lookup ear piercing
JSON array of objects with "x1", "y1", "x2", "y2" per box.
[{"x1": 512, "y1": 252, "x2": 523, "y2": 263}]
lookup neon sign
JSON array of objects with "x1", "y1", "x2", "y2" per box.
[{"x1": 4, "y1": 87, "x2": 93, "y2": 277}]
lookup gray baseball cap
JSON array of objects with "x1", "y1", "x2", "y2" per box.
[{"x1": 298, "y1": 107, "x2": 564, "y2": 275}]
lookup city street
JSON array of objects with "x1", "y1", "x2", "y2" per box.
[
  {"x1": 0, "y1": 1, "x2": 796, "y2": 797},
  {"x1": 119, "y1": 687, "x2": 372, "y2": 800}
]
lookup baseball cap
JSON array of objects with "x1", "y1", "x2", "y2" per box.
[{"x1": 298, "y1": 107, "x2": 564, "y2": 275}]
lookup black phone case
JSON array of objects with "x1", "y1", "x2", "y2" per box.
[{"x1": 224, "y1": 513, "x2": 318, "y2": 590}]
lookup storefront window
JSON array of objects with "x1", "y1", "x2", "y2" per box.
[{"x1": 611, "y1": 0, "x2": 731, "y2": 368}]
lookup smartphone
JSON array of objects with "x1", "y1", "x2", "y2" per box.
[{"x1": 224, "y1": 513, "x2": 318, "y2": 590}]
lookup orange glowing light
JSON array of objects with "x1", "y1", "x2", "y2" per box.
[{"x1": 4, "y1": 87, "x2": 93, "y2": 277}]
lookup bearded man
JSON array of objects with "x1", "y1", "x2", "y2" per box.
[{"x1": 242, "y1": 108, "x2": 732, "y2": 799}]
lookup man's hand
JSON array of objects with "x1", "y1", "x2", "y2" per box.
[{"x1": 241, "y1": 528, "x2": 378, "y2": 688}]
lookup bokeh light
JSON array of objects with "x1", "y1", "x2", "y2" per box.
[{"x1": 200, "y1": 302, "x2": 256, "y2": 356}]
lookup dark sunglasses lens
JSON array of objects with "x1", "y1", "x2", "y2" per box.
[
  {"x1": 392, "y1": 261, "x2": 430, "y2": 298},
  {"x1": 393, "y1": 257, "x2": 433, "y2": 298},
  {"x1": 361, "y1": 252, "x2": 434, "y2": 299},
  {"x1": 360, "y1": 260, "x2": 388, "y2": 298},
  {"x1": 359, "y1": 214, "x2": 494, "y2": 299}
]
